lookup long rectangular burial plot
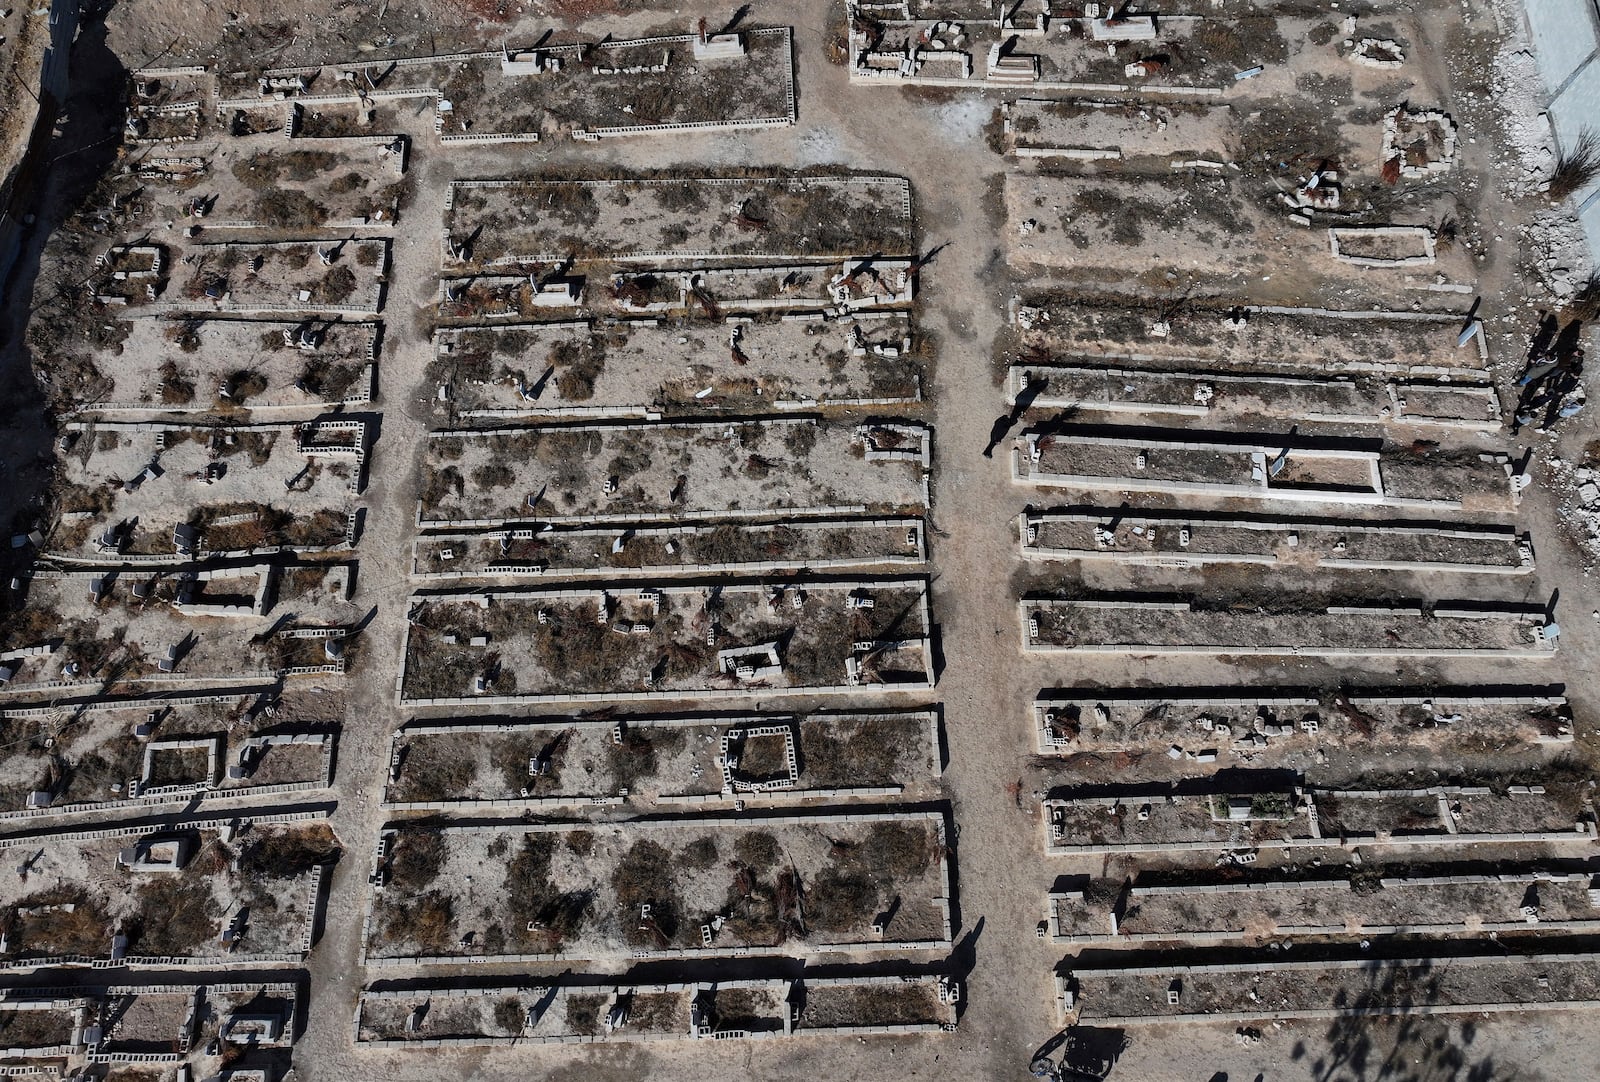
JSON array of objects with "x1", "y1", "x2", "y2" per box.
[
  {"x1": 1021, "y1": 511, "x2": 1532, "y2": 575},
  {"x1": 0, "y1": 566, "x2": 357, "y2": 694},
  {"x1": 1033, "y1": 690, "x2": 1573, "y2": 756},
  {"x1": 87, "y1": 982, "x2": 297, "y2": 1069},
  {"x1": 151, "y1": 239, "x2": 389, "y2": 316},
  {"x1": 1006, "y1": 364, "x2": 1502, "y2": 429},
  {"x1": 444, "y1": 175, "x2": 914, "y2": 267},
  {"x1": 1013, "y1": 300, "x2": 1492, "y2": 378},
  {"x1": 413, "y1": 517, "x2": 926, "y2": 580},
  {"x1": 0, "y1": 990, "x2": 86, "y2": 1065},
  {"x1": 0, "y1": 689, "x2": 338, "y2": 820},
  {"x1": 400, "y1": 580, "x2": 934, "y2": 704},
  {"x1": 1005, "y1": 174, "x2": 1471, "y2": 289},
  {"x1": 68, "y1": 317, "x2": 379, "y2": 416},
  {"x1": 0, "y1": 816, "x2": 337, "y2": 969},
  {"x1": 437, "y1": 258, "x2": 913, "y2": 322},
  {"x1": 221, "y1": 27, "x2": 795, "y2": 143},
  {"x1": 147, "y1": 132, "x2": 407, "y2": 232},
  {"x1": 364, "y1": 811, "x2": 952, "y2": 963},
  {"x1": 1006, "y1": 99, "x2": 1234, "y2": 163},
  {"x1": 418, "y1": 419, "x2": 929, "y2": 526},
  {"x1": 1044, "y1": 785, "x2": 1596, "y2": 856},
  {"x1": 432, "y1": 313, "x2": 921, "y2": 418},
  {"x1": 1061, "y1": 953, "x2": 1600, "y2": 1026},
  {"x1": 854, "y1": 12, "x2": 1290, "y2": 90},
  {"x1": 0, "y1": 982, "x2": 297, "y2": 1075},
  {"x1": 49, "y1": 419, "x2": 364, "y2": 559},
  {"x1": 385, "y1": 710, "x2": 941, "y2": 809},
  {"x1": 355, "y1": 974, "x2": 954, "y2": 1045},
  {"x1": 1050, "y1": 870, "x2": 1600, "y2": 945},
  {"x1": 1022, "y1": 599, "x2": 1553, "y2": 658},
  {"x1": 1017, "y1": 428, "x2": 1516, "y2": 511},
  {"x1": 426, "y1": 27, "x2": 794, "y2": 141}
]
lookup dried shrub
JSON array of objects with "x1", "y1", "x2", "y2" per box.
[
  {"x1": 471, "y1": 463, "x2": 515, "y2": 489},
  {"x1": 507, "y1": 833, "x2": 589, "y2": 947},
  {"x1": 159, "y1": 361, "x2": 195, "y2": 404},
  {"x1": 1564, "y1": 269, "x2": 1600, "y2": 322},
  {"x1": 389, "y1": 828, "x2": 445, "y2": 892},
  {"x1": 613, "y1": 839, "x2": 678, "y2": 944},
  {"x1": 130, "y1": 873, "x2": 218, "y2": 955},
  {"x1": 1549, "y1": 131, "x2": 1600, "y2": 202},
  {"x1": 564, "y1": 993, "x2": 605, "y2": 1036},
  {"x1": 317, "y1": 265, "x2": 359, "y2": 304},
  {"x1": 493, "y1": 997, "x2": 524, "y2": 1035},
  {"x1": 403, "y1": 891, "x2": 455, "y2": 953},
  {"x1": 221, "y1": 370, "x2": 268, "y2": 404},
  {"x1": 240, "y1": 824, "x2": 340, "y2": 879},
  {"x1": 681, "y1": 837, "x2": 719, "y2": 870},
  {"x1": 257, "y1": 189, "x2": 329, "y2": 227},
  {"x1": 734, "y1": 831, "x2": 780, "y2": 876}
]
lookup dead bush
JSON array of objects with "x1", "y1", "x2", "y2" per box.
[
  {"x1": 507, "y1": 834, "x2": 590, "y2": 947},
  {"x1": 159, "y1": 360, "x2": 195, "y2": 404},
  {"x1": 471, "y1": 463, "x2": 516, "y2": 489},
  {"x1": 734, "y1": 831, "x2": 781, "y2": 875},
  {"x1": 681, "y1": 837, "x2": 719, "y2": 870},
  {"x1": 389, "y1": 827, "x2": 446, "y2": 892},
  {"x1": 806, "y1": 865, "x2": 876, "y2": 933},
  {"x1": 1549, "y1": 131, "x2": 1600, "y2": 202},
  {"x1": 614, "y1": 839, "x2": 679, "y2": 944},
  {"x1": 399, "y1": 891, "x2": 455, "y2": 953},
  {"x1": 258, "y1": 189, "x2": 330, "y2": 227},
  {"x1": 493, "y1": 997, "x2": 524, "y2": 1035},
  {"x1": 130, "y1": 873, "x2": 218, "y2": 955},
  {"x1": 240, "y1": 824, "x2": 340, "y2": 879},
  {"x1": 316, "y1": 265, "x2": 359, "y2": 305},
  {"x1": 1563, "y1": 269, "x2": 1600, "y2": 322}
]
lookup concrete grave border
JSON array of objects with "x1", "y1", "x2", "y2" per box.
[{"x1": 359, "y1": 808, "x2": 954, "y2": 966}]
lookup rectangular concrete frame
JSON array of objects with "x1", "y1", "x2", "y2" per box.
[
  {"x1": 0, "y1": 981, "x2": 299, "y2": 1066},
  {"x1": 0, "y1": 811, "x2": 332, "y2": 970},
  {"x1": 1018, "y1": 510, "x2": 1532, "y2": 575},
  {"x1": 59, "y1": 415, "x2": 371, "y2": 498},
  {"x1": 352, "y1": 973, "x2": 955, "y2": 1047},
  {"x1": 1059, "y1": 952, "x2": 1600, "y2": 1026},
  {"x1": 1019, "y1": 598, "x2": 1555, "y2": 658},
  {"x1": 1042, "y1": 786, "x2": 1597, "y2": 856},
  {"x1": 382, "y1": 708, "x2": 942, "y2": 811},
  {"x1": 435, "y1": 313, "x2": 921, "y2": 419},
  {"x1": 1030, "y1": 690, "x2": 1570, "y2": 754},
  {"x1": 144, "y1": 239, "x2": 391, "y2": 317},
  {"x1": 411, "y1": 516, "x2": 927, "y2": 581},
  {"x1": 1011, "y1": 303, "x2": 1493, "y2": 381},
  {"x1": 417, "y1": 417, "x2": 931, "y2": 528},
  {"x1": 1005, "y1": 364, "x2": 1503, "y2": 430},
  {"x1": 1328, "y1": 225, "x2": 1438, "y2": 267},
  {"x1": 71, "y1": 319, "x2": 379, "y2": 417},
  {"x1": 1013, "y1": 432, "x2": 1516, "y2": 511},
  {"x1": 1003, "y1": 98, "x2": 1235, "y2": 162},
  {"x1": 222, "y1": 29, "x2": 798, "y2": 143},
  {"x1": 358, "y1": 809, "x2": 955, "y2": 967},
  {"x1": 443, "y1": 175, "x2": 914, "y2": 265},
  {"x1": 398, "y1": 579, "x2": 936, "y2": 706},
  {"x1": 1046, "y1": 870, "x2": 1600, "y2": 945}
]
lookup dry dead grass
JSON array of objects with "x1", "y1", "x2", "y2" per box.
[{"x1": 1549, "y1": 131, "x2": 1600, "y2": 202}]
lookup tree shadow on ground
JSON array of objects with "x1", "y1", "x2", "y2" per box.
[{"x1": 1289, "y1": 959, "x2": 1514, "y2": 1082}]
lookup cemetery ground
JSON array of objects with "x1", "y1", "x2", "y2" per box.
[{"x1": 0, "y1": 0, "x2": 1598, "y2": 1081}]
